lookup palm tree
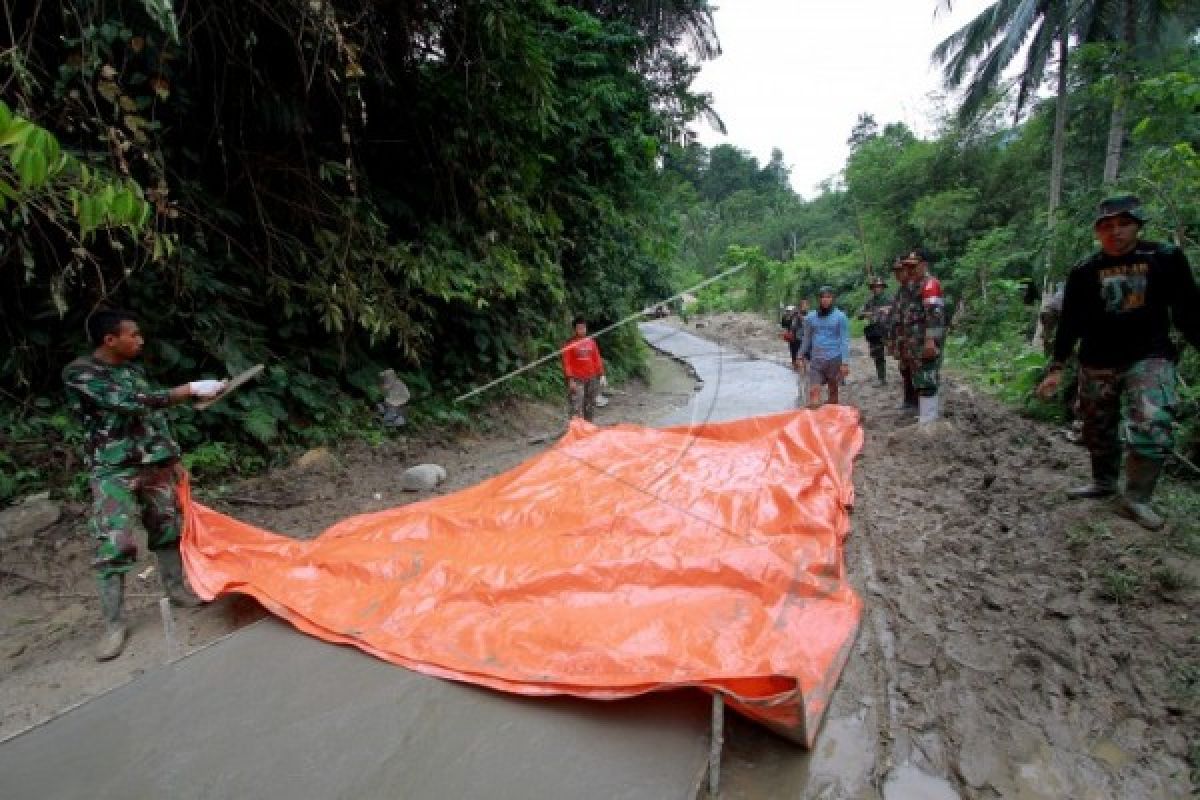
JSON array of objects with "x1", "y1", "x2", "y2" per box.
[
  {"x1": 1074, "y1": 0, "x2": 1175, "y2": 184},
  {"x1": 932, "y1": 0, "x2": 1080, "y2": 349},
  {"x1": 932, "y1": 1, "x2": 1077, "y2": 219},
  {"x1": 933, "y1": 0, "x2": 1190, "y2": 349},
  {"x1": 935, "y1": 0, "x2": 1187, "y2": 188}
]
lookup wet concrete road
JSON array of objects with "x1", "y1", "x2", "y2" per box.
[
  {"x1": 641, "y1": 321, "x2": 802, "y2": 425},
  {"x1": 0, "y1": 618, "x2": 710, "y2": 800},
  {"x1": 643, "y1": 322, "x2": 959, "y2": 800}
]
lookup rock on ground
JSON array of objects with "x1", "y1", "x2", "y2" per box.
[{"x1": 401, "y1": 464, "x2": 447, "y2": 491}]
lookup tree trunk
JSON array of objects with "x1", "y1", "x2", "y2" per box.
[
  {"x1": 1048, "y1": 28, "x2": 1068, "y2": 218},
  {"x1": 1102, "y1": 0, "x2": 1137, "y2": 184},
  {"x1": 852, "y1": 202, "x2": 871, "y2": 279},
  {"x1": 1035, "y1": 23, "x2": 1070, "y2": 348}
]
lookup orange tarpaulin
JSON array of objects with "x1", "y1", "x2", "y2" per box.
[{"x1": 182, "y1": 407, "x2": 864, "y2": 746}]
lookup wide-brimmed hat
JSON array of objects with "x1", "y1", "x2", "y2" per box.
[
  {"x1": 901, "y1": 247, "x2": 930, "y2": 265},
  {"x1": 1094, "y1": 194, "x2": 1147, "y2": 226},
  {"x1": 869, "y1": 276, "x2": 886, "y2": 287},
  {"x1": 818, "y1": 285, "x2": 835, "y2": 296}
]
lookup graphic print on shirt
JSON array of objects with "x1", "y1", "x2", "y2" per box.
[{"x1": 1099, "y1": 262, "x2": 1149, "y2": 313}]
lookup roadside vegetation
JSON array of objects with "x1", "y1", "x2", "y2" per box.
[{"x1": 0, "y1": 0, "x2": 718, "y2": 500}]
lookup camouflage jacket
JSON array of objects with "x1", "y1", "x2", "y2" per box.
[
  {"x1": 63, "y1": 356, "x2": 181, "y2": 469},
  {"x1": 859, "y1": 293, "x2": 892, "y2": 339},
  {"x1": 890, "y1": 275, "x2": 946, "y2": 361}
]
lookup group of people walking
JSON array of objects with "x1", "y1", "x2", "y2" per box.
[
  {"x1": 781, "y1": 246, "x2": 947, "y2": 426},
  {"x1": 777, "y1": 194, "x2": 1197, "y2": 533}
]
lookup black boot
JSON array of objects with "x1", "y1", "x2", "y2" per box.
[
  {"x1": 95, "y1": 575, "x2": 128, "y2": 661},
  {"x1": 1116, "y1": 454, "x2": 1165, "y2": 530},
  {"x1": 875, "y1": 358, "x2": 887, "y2": 386},
  {"x1": 1067, "y1": 454, "x2": 1119, "y2": 499},
  {"x1": 156, "y1": 547, "x2": 205, "y2": 607}
]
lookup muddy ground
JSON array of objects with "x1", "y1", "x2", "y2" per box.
[
  {"x1": 2, "y1": 313, "x2": 1196, "y2": 799},
  {"x1": 689, "y1": 312, "x2": 1198, "y2": 799}
]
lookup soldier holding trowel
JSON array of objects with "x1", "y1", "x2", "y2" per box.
[
  {"x1": 63, "y1": 309, "x2": 225, "y2": 661},
  {"x1": 1037, "y1": 195, "x2": 1200, "y2": 530}
]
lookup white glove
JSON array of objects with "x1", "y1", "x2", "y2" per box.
[
  {"x1": 189, "y1": 379, "x2": 226, "y2": 399},
  {"x1": 599, "y1": 375, "x2": 608, "y2": 389}
]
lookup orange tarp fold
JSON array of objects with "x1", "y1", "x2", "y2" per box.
[{"x1": 182, "y1": 407, "x2": 864, "y2": 746}]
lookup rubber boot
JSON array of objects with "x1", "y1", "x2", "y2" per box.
[
  {"x1": 95, "y1": 575, "x2": 128, "y2": 662},
  {"x1": 156, "y1": 547, "x2": 205, "y2": 608},
  {"x1": 902, "y1": 367, "x2": 916, "y2": 410},
  {"x1": 917, "y1": 394, "x2": 940, "y2": 427},
  {"x1": 1115, "y1": 454, "x2": 1165, "y2": 531},
  {"x1": 1066, "y1": 454, "x2": 1119, "y2": 499}
]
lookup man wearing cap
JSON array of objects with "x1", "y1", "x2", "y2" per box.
[
  {"x1": 892, "y1": 248, "x2": 947, "y2": 425},
  {"x1": 1036, "y1": 195, "x2": 1200, "y2": 530},
  {"x1": 858, "y1": 275, "x2": 892, "y2": 386},
  {"x1": 63, "y1": 309, "x2": 224, "y2": 661},
  {"x1": 797, "y1": 286, "x2": 850, "y2": 407}
]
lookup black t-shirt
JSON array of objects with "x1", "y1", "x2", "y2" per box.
[{"x1": 1053, "y1": 241, "x2": 1200, "y2": 369}]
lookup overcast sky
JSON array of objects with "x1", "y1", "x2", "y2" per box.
[{"x1": 690, "y1": 0, "x2": 996, "y2": 196}]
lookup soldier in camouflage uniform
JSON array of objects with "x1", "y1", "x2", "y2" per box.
[
  {"x1": 886, "y1": 258, "x2": 918, "y2": 410},
  {"x1": 892, "y1": 249, "x2": 947, "y2": 425},
  {"x1": 858, "y1": 275, "x2": 892, "y2": 386},
  {"x1": 1037, "y1": 196, "x2": 1200, "y2": 530},
  {"x1": 63, "y1": 309, "x2": 225, "y2": 660}
]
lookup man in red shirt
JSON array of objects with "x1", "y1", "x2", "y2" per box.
[{"x1": 562, "y1": 316, "x2": 606, "y2": 422}]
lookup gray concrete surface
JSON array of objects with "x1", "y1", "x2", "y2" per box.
[
  {"x1": 640, "y1": 321, "x2": 800, "y2": 425},
  {"x1": 0, "y1": 619, "x2": 710, "y2": 800}
]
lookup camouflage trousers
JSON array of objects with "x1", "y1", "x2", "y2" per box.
[
  {"x1": 88, "y1": 461, "x2": 183, "y2": 578},
  {"x1": 568, "y1": 377, "x2": 599, "y2": 422},
  {"x1": 901, "y1": 353, "x2": 942, "y2": 397},
  {"x1": 867, "y1": 336, "x2": 886, "y2": 361},
  {"x1": 1076, "y1": 358, "x2": 1178, "y2": 463}
]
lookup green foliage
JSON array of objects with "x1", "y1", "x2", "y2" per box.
[
  {"x1": 910, "y1": 188, "x2": 980, "y2": 252},
  {"x1": 1098, "y1": 566, "x2": 1142, "y2": 604},
  {"x1": 0, "y1": 0, "x2": 720, "y2": 499},
  {"x1": 1160, "y1": 481, "x2": 1200, "y2": 556},
  {"x1": 1066, "y1": 519, "x2": 1113, "y2": 551},
  {"x1": 181, "y1": 442, "x2": 236, "y2": 483},
  {"x1": 949, "y1": 335, "x2": 1058, "y2": 417}
]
